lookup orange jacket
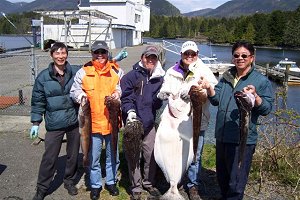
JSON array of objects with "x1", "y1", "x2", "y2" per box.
[{"x1": 81, "y1": 61, "x2": 121, "y2": 134}]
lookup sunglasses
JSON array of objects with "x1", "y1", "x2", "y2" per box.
[
  {"x1": 233, "y1": 54, "x2": 252, "y2": 59},
  {"x1": 93, "y1": 49, "x2": 108, "y2": 54},
  {"x1": 183, "y1": 51, "x2": 197, "y2": 57}
]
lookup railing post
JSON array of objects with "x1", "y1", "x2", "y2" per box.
[{"x1": 265, "y1": 63, "x2": 269, "y2": 77}]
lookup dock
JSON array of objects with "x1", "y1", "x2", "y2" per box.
[{"x1": 255, "y1": 64, "x2": 300, "y2": 86}]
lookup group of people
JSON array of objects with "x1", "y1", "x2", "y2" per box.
[{"x1": 29, "y1": 39, "x2": 273, "y2": 200}]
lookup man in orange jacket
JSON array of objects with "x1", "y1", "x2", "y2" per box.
[{"x1": 70, "y1": 41, "x2": 122, "y2": 200}]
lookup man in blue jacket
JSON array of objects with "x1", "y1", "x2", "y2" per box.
[
  {"x1": 200, "y1": 41, "x2": 274, "y2": 200},
  {"x1": 120, "y1": 46, "x2": 165, "y2": 200},
  {"x1": 30, "y1": 42, "x2": 81, "y2": 200}
]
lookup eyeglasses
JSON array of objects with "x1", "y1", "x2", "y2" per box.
[
  {"x1": 183, "y1": 51, "x2": 197, "y2": 57},
  {"x1": 93, "y1": 49, "x2": 108, "y2": 54},
  {"x1": 233, "y1": 54, "x2": 252, "y2": 59}
]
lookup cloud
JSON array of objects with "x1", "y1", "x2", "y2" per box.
[{"x1": 167, "y1": 0, "x2": 229, "y2": 13}]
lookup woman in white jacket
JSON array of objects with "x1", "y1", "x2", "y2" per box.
[{"x1": 157, "y1": 41, "x2": 218, "y2": 200}]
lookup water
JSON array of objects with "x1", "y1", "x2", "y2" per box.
[{"x1": 0, "y1": 35, "x2": 40, "y2": 50}]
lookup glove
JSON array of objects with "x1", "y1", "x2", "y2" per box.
[
  {"x1": 30, "y1": 125, "x2": 39, "y2": 139},
  {"x1": 78, "y1": 92, "x2": 87, "y2": 103},
  {"x1": 127, "y1": 111, "x2": 137, "y2": 122},
  {"x1": 113, "y1": 48, "x2": 128, "y2": 62},
  {"x1": 180, "y1": 89, "x2": 190, "y2": 100},
  {"x1": 157, "y1": 92, "x2": 170, "y2": 100}
]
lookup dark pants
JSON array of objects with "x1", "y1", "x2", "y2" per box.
[
  {"x1": 216, "y1": 141, "x2": 256, "y2": 200},
  {"x1": 36, "y1": 125, "x2": 80, "y2": 193}
]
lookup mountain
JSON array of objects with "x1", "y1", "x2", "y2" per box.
[
  {"x1": 184, "y1": 0, "x2": 300, "y2": 18},
  {"x1": 183, "y1": 8, "x2": 213, "y2": 17},
  {"x1": 1, "y1": 0, "x2": 180, "y2": 16},
  {"x1": 0, "y1": 0, "x2": 26, "y2": 14},
  {"x1": 147, "y1": 0, "x2": 181, "y2": 16}
]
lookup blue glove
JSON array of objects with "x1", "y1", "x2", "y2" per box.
[
  {"x1": 30, "y1": 125, "x2": 39, "y2": 139},
  {"x1": 113, "y1": 48, "x2": 128, "y2": 62}
]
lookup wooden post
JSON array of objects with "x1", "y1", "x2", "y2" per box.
[
  {"x1": 265, "y1": 63, "x2": 269, "y2": 77},
  {"x1": 284, "y1": 63, "x2": 291, "y2": 90}
]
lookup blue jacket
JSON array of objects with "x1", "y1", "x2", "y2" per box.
[
  {"x1": 208, "y1": 66, "x2": 274, "y2": 144},
  {"x1": 121, "y1": 61, "x2": 165, "y2": 134},
  {"x1": 31, "y1": 62, "x2": 81, "y2": 131}
]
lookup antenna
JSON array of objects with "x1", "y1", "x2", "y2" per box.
[{"x1": 1, "y1": 12, "x2": 33, "y2": 45}]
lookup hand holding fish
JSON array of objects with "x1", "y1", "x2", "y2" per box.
[
  {"x1": 111, "y1": 91, "x2": 120, "y2": 99},
  {"x1": 157, "y1": 91, "x2": 171, "y2": 100},
  {"x1": 242, "y1": 85, "x2": 262, "y2": 106},
  {"x1": 127, "y1": 111, "x2": 137, "y2": 122},
  {"x1": 198, "y1": 76, "x2": 215, "y2": 97}
]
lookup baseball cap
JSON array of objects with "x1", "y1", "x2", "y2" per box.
[
  {"x1": 142, "y1": 45, "x2": 159, "y2": 58},
  {"x1": 91, "y1": 41, "x2": 109, "y2": 52},
  {"x1": 181, "y1": 41, "x2": 199, "y2": 53}
]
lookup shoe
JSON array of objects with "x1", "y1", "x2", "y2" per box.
[
  {"x1": 64, "y1": 183, "x2": 78, "y2": 196},
  {"x1": 90, "y1": 187, "x2": 102, "y2": 200},
  {"x1": 130, "y1": 192, "x2": 142, "y2": 200},
  {"x1": 32, "y1": 188, "x2": 46, "y2": 200},
  {"x1": 105, "y1": 184, "x2": 119, "y2": 196},
  {"x1": 188, "y1": 186, "x2": 201, "y2": 200},
  {"x1": 143, "y1": 186, "x2": 161, "y2": 197}
]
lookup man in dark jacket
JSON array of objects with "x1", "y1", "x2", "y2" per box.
[
  {"x1": 120, "y1": 46, "x2": 165, "y2": 200},
  {"x1": 30, "y1": 42, "x2": 81, "y2": 200}
]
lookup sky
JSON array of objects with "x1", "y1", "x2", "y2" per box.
[{"x1": 7, "y1": 0, "x2": 230, "y2": 13}]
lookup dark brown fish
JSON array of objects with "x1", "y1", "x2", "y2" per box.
[
  {"x1": 189, "y1": 85, "x2": 207, "y2": 161},
  {"x1": 123, "y1": 120, "x2": 143, "y2": 172},
  {"x1": 78, "y1": 96, "x2": 92, "y2": 167},
  {"x1": 104, "y1": 96, "x2": 122, "y2": 162},
  {"x1": 234, "y1": 91, "x2": 254, "y2": 168}
]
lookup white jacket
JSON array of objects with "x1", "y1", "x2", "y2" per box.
[{"x1": 157, "y1": 58, "x2": 218, "y2": 131}]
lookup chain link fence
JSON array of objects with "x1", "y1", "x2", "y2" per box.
[{"x1": 0, "y1": 49, "x2": 91, "y2": 116}]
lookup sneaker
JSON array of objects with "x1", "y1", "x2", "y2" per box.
[
  {"x1": 105, "y1": 184, "x2": 119, "y2": 196},
  {"x1": 188, "y1": 186, "x2": 201, "y2": 200},
  {"x1": 130, "y1": 192, "x2": 142, "y2": 200},
  {"x1": 32, "y1": 188, "x2": 46, "y2": 200},
  {"x1": 64, "y1": 183, "x2": 78, "y2": 196},
  {"x1": 90, "y1": 187, "x2": 102, "y2": 200},
  {"x1": 143, "y1": 186, "x2": 161, "y2": 197}
]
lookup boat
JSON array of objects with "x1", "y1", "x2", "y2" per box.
[
  {"x1": 200, "y1": 56, "x2": 234, "y2": 76},
  {"x1": 273, "y1": 58, "x2": 300, "y2": 77},
  {"x1": 0, "y1": 44, "x2": 5, "y2": 54}
]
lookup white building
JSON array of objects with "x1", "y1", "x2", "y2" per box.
[{"x1": 36, "y1": 0, "x2": 150, "y2": 50}]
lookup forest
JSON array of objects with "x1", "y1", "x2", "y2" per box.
[
  {"x1": 0, "y1": 6, "x2": 300, "y2": 48},
  {"x1": 144, "y1": 6, "x2": 300, "y2": 48}
]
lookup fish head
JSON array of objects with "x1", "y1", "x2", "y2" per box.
[{"x1": 234, "y1": 91, "x2": 255, "y2": 112}]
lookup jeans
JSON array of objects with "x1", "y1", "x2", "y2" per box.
[
  {"x1": 90, "y1": 133, "x2": 120, "y2": 189},
  {"x1": 187, "y1": 130, "x2": 205, "y2": 188},
  {"x1": 216, "y1": 141, "x2": 256, "y2": 200}
]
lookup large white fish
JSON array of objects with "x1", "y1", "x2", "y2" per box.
[{"x1": 154, "y1": 95, "x2": 194, "y2": 200}]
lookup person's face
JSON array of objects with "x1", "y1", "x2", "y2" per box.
[
  {"x1": 51, "y1": 47, "x2": 67, "y2": 68},
  {"x1": 92, "y1": 48, "x2": 108, "y2": 64},
  {"x1": 232, "y1": 47, "x2": 254, "y2": 71},
  {"x1": 141, "y1": 54, "x2": 158, "y2": 71},
  {"x1": 181, "y1": 50, "x2": 198, "y2": 67}
]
